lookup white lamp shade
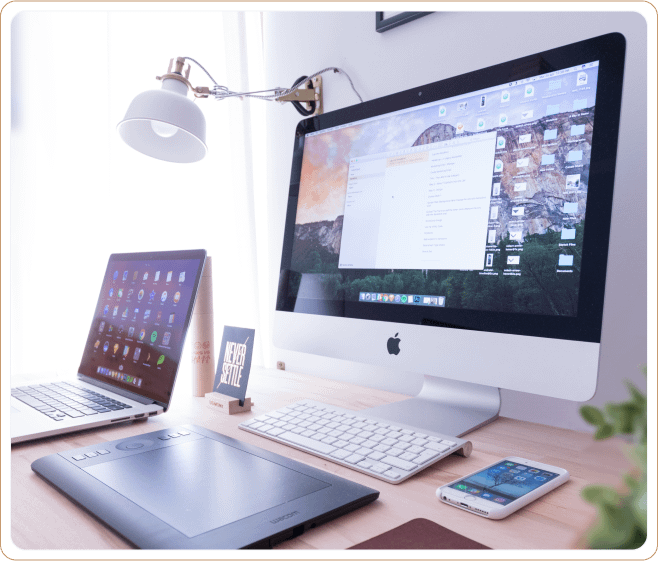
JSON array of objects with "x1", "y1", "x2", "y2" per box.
[{"x1": 117, "y1": 79, "x2": 207, "y2": 163}]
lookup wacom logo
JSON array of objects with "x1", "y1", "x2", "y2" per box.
[{"x1": 270, "y1": 511, "x2": 299, "y2": 524}]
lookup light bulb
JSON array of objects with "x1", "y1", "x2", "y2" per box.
[{"x1": 150, "y1": 120, "x2": 178, "y2": 138}]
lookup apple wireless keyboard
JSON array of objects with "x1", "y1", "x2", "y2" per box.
[{"x1": 239, "y1": 400, "x2": 472, "y2": 484}]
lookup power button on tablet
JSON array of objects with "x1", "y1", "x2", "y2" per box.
[{"x1": 116, "y1": 439, "x2": 154, "y2": 451}]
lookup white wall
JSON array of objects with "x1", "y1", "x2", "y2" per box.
[{"x1": 262, "y1": 10, "x2": 648, "y2": 431}]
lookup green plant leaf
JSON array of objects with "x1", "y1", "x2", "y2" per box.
[
  {"x1": 594, "y1": 423, "x2": 614, "y2": 440},
  {"x1": 582, "y1": 484, "x2": 620, "y2": 505},
  {"x1": 580, "y1": 405, "x2": 605, "y2": 427}
]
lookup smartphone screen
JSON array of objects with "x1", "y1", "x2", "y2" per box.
[{"x1": 448, "y1": 460, "x2": 560, "y2": 505}]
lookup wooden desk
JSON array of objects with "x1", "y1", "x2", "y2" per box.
[{"x1": 11, "y1": 367, "x2": 630, "y2": 550}]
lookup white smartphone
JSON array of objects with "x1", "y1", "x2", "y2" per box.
[{"x1": 436, "y1": 456, "x2": 569, "y2": 520}]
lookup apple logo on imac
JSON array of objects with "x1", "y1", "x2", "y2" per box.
[{"x1": 387, "y1": 333, "x2": 401, "y2": 355}]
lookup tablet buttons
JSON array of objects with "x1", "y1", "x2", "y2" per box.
[
  {"x1": 72, "y1": 455, "x2": 86, "y2": 461},
  {"x1": 116, "y1": 439, "x2": 155, "y2": 451},
  {"x1": 464, "y1": 495, "x2": 476, "y2": 501}
]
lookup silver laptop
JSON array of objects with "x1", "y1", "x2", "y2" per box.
[{"x1": 11, "y1": 249, "x2": 207, "y2": 444}]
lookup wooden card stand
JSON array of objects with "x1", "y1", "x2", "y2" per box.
[{"x1": 205, "y1": 392, "x2": 253, "y2": 415}]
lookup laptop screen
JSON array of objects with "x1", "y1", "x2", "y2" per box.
[{"x1": 78, "y1": 250, "x2": 206, "y2": 406}]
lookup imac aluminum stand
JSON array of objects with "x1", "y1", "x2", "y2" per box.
[{"x1": 366, "y1": 375, "x2": 501, "y2": 438}]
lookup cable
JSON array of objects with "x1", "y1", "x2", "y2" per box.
[{"x1": 181, "y1": 58, "x2": 363, "y2": 105}]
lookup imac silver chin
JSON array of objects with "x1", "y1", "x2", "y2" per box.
[{"x1": 274, "y1": 310, "x2": 600, "y2": 437}]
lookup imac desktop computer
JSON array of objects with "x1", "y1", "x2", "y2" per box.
[{"x1": 272, "y1": 33, "x2": 626, "y2": 441}]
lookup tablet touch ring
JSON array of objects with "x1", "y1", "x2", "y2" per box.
[{"x1": 116, "y1": 439, "x2": 155, "y2": 451}]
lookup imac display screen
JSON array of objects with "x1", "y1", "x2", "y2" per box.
[{"x1": 277, "y1": 35, "x2": 625, "y2": 343}]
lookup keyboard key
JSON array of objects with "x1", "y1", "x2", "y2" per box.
[
  {"x1": 361, "y1": 440, "x2": 377, "y2": 449},
  {"x1": 349, "y1": 437, "x2": 366, "y2": 445},
  {"x1": 344, "y1": 444, "x2": 359, "y2": 452},
  {"x1": 384, "y1": 470, "x2": 401, "y2": 480},
  {"x1": 357, "y1": 460, "x2": 374, "y2": 469},
  {"x1": 386, "y1": 448, "x2": 403, "y2": 457},
  {"x1": 345, "y1": 454, "x2": 365, "y2": 464},
  {"x1": 321, "y1": 436, "x2": 337, "y2": 444},
  {"x1": 301, "y1": 430, "x2": 315, "y2": 437},
  {"x1": 370, "y1": 435, "x2": 386, "y2": 443},
  {"x1": 310, "y1": 432, "x2": 325, "y2": 440},
  {"x1": 291, "y1": 426, "x2": 305, "y2": 434},
  {"x1": 359, "y1": 431, "x2": 374, "y2": 439},
  {"x1": 381, "y1": 455, "x2": 416, "y2": 471},
  {"x1": 356, "y1": 447, "x2": 373, "y2": 457},
  {"x1": 398, "y1": 434, "x2": 415, "y2": 443},
  {"x1": 333, "y1": 440, "x2": 349, "y2": 448},
  {"x1": 442, "y1": 440, "x2": 457, "y2": 447},
  {"x1": 399, "y1": 452, "x2": 419, "y2": 462},
  {"x1": 413, "y1": 451, "x2": 441, "y2": 464},
  {"x1": 382, "y1": 438, "x2": 398, "y2": 446},
  {"x1": 413, "y1": 432, "x2": 428, "y2": 438},
  {"x1": 425, "y1": 442, "x2": 449, "y2": 453},
  {"x1": 395, "y1": 442, "x2": 412, "y2": 450},
  {"x1": 279, "y1": 432, "x2": 337, "y2": 454},
  {"x1": 370, "y1": 463, "x2": 389, "y2": 474},
  {"x1": 330, "y1": 449, "x2": 351, "y2": 460},
  {"x1": 412, "y1": 438, "x2": 429, "y2": 446},
  {"x1": 373, "y1": 444, "x2": 390, "y2": 453},
  {"x1": 374, "y1": 427, "x2": 389, "y2": 435},
  {"x1": 408, "y1": 445, "x2": 424, "y2": 454}
]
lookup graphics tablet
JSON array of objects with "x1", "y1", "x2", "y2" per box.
[{"x1": 31, "y1": 424, "x2": 380, "y2": 549}]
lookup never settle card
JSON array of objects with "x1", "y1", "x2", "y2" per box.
[{"x1": 213, "y1": 326, "x2": 255, "y2": 406}]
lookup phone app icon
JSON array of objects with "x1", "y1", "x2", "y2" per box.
[
  {"x1": 139, "y1": 329, "x2": 146, "y2": 341},
  {"x1": 383, "y1": 295, "x2": 389, "y2": 302},
  {"x1": 480, "y1": 94, "x2": 486, "y2": 107},
  {"x1": 122, "y1": 271, "x2": 128, "y2": 281},
  {"x1": 133, "y1": 347, "x2": 141, "y2": 361},
  {"x1": 469, "y1": 488, "x2": 481, "y2": 494},
  {"x1": 154, "y1": 271, "x2": 160, "y2": 282},
  {"x1": 541, "y1": 472, "x2": 552, "y2": 477},
  {"x1": 143, "y1": 272, "x2": 149, "y2": 281},
  {"x1": 161, "y1": 291, "x2": 168, "y2": 303},
  {"x1": 133, "y1": 308, "x2": 139, "y2": 320},
  {"x1": 455, "y1": 484, "x2": 468, "y2": 490},
  {"x1": 143, "y1": 309, "x2": 151, "y2": 320},
  {"x1": 498, "y1": 114, "x2": 508, "y2": 126},
  {"x1": 138, "y1": 289, "x2": 144, "y2": 301},
  {"x1": 128, "y1": 326, "x2": 135, "y2": 337},
  {"x1": 149, "y1": 290, "x2": 155, "y2": 302},
  {"x1": 500, "y1": 90, "x2": 510, "y2": 103},
  {"x1": 516, "y1": 466, "x2": 527, "y2": 470},
  {"x1": 173, "y1": 291, "x2": 181, "y2": 304},
  {"x1": 156, "y1": 311, "x2": 162, "y2": 323},
  {"x1": 94, "y1": 340, "x2": 100, "y2": 349},
  {"x1": 494, "y1": 497, "x2": 506, "y2": 503},
  {"x1": 509, "y1": 469, "x2": 519, "y2": 473},
  {"x1": 127, "y1": 289, "x2": 134, "y2": 299},
  {"x1": 146, "y1": 353, "x2": 151, "y2": 363},
  {"x1": 112, "y1": 306, "x2": 119, "y2": 317},
  {"x1": 514, "y1": 476, "x2": 526, "y2": 481},
  {"x1": 109, "y1": 288, "x2": 114, "y2": 298},
  {"x1": 168, "y1": 313, "x2": 175, "y2": 324},
  {"x1": 122, "y1": 345, "x2": 130, "y2": 357},
  {"x1": 534, "y1": 476, "x2": 546, "y2": 481},
  {"x1": 103, "y1": 341, "x2": 109, "y2": 352},
  {"x1": 118, "y1": 326, "x2": 124, "y2": 335},
  {"x1": 494, "y1": 160, "x2": 503, "y2": 172},
  {"x1": 133, "y1": 271, "x2": 138, "y2": 281},
  {"x1": 117, "y1": 288, "x2": 123, "y2": 299},
  {"x1": 401, "y1": 295, "x2": 408, "y2": 303},
  {"x1": 113, "y1": 271, "x2": 119, "y2": 281},
  {"x1": 476, "y1": 118, "x2": 485, "y2": 130},
  {"x1": 528, "y1": 469, "x2": 539, "y2": 473},
  {"x1": 166, "y1": 271, "x2": 173, "y2": 282},
  {"x1": 108, "y1": 324, "x2": 114, "y2": 333},
  {"x1": 122, "y1": 307, "x2": 128, "y2": 318},
  {"x1": 113, "y1": 343, "x2": 119, "y2": 355},
  {"x1": 99, "y1": 321, "x2": 106, "y2": 332},
  {"x1": 162, "y1": 332, "x2": 171, "y2": 345},
  {"x1": 497, "y1": 137, "x2": 506, "y2": 149},
  {"x1": 103, "y1": 305, "x2": 109, "y2": 316},
  {"x1": 505, "y1": 462, "x2": 515, "y2": 467},
  {"x1": 151, "y1": 331, "x2": 158, "y2": 343},
  {"x1": 455, "y1": 122, "x2": 464, "y2": 134},
  {"x1": 157, "y1": 355, "x2": 165, "y2": 366},
  {"x1": 179, "y1": 272, "x2": 185, "y2": 282},
  {"x1": 524, "y1": 84, "x2": 535, "y2": 97}
]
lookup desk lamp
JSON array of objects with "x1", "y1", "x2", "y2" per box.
[
  {"x1": 117, "y1": 57, "x2": 362, "y2": 395},
  {"x1": 117, "y1": 56, "x2": 362, "y2": 163}
]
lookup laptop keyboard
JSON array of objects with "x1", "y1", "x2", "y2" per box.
[
  {"x1": 239, "y1": 400, "x2": 472, "y2": 484},
  {"x1": 11, "y1": 381, "x2": 131, "y2": 421}
]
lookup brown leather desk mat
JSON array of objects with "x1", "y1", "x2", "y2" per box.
[{"x1": 349, "y1": 518, "x2": 491, "y2": 549}]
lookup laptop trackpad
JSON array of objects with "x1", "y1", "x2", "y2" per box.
[{"x1": 83, "y1": 438, "x2": 330, "y2": 538}]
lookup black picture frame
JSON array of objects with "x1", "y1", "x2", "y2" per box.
[{"x1": 375, "y1": 11, "x2": 431, "y2": 33}]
